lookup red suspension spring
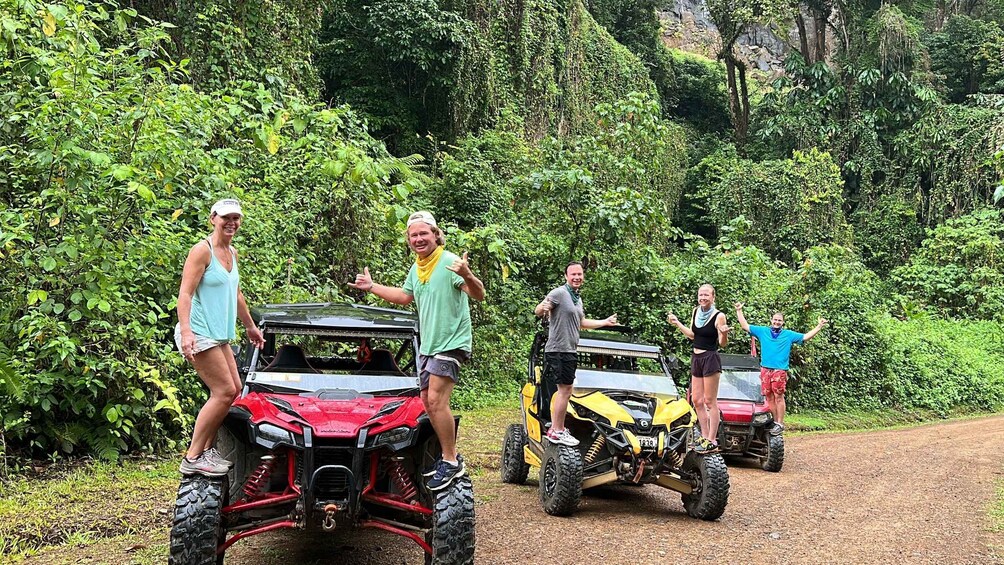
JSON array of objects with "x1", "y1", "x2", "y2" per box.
[
  {"x1": 386, "y1": 458, "x2": 418, "y2": 501},
  {"x1": 242, "y1": 455, "x2": 277, "y2": 500}
]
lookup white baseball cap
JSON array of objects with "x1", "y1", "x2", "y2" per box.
[
  {"x1": 211, "y1": 198, "x2": 243, "y2": 217},
  {"x1": 406, "y1": 210, "x2": 437, "y2": 228}
]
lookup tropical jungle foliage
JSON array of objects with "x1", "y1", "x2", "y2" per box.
[{"x1": 2, "y1": 0, "x2": 1004, "y2": 462}]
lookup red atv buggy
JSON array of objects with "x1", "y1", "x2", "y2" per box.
[
  {"x1": 168, "y1": 303, "x2": 475, "y2": 564},
  {"x1": 687, "y1": 354, "x2": 784, "y2": 472}
]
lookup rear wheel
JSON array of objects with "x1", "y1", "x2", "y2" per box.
[
  {"x1": 681, "y1": 452, "x2": 729, "y2": 521},
  {"x1": 168, "y1": 475, "x2": 228, "y2": 565},
  {"x1": 761, "y1": 434, "x2": 784, "y2": 472},
  {"x1": 500, "y1": 424, "x2": 530, "y2": 484},
  {"x1": 426, "y1": 476, "x2": 475, "y2": 565},
  {"x1": 538, "y1": 443, "x2": 582, "y2": 516}
]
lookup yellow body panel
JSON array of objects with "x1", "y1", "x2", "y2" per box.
[
  {"x1": 523, "y1": 445, "x2": 541, "y2": 467},
  {"x1": 569, "y1": 393, "x2": 633, "y2": 426},
  {"x1": 652, "y1": 396, "x2": 695, "y2": 428},
  {"x1": 622, "y1": 429, "x2": 642, "y2": 455},
  {"x1": 521, "y1": 383, "x2": 542, "y2": 442}
]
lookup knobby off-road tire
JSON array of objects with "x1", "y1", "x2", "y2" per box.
[
  {"x1": 539, "y1": 443, "x2": 582, "y2": 516},
  {"x1": 500, "y1": 423, "x2": 530, "y2": 484},
  {"x1": 426, "y1": 476, "x2": 476, "y2": 565},
  {"x1": 169, "y1": 475, "x2": 227, "y2": 565},
  {"x1": 762, "y1": 434, "x2": 784, "y2": 472},
  {"x1": 681, "y1": 452, "x2": 730, "y2": 521}
]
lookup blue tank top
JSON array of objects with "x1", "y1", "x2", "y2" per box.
[{"x1": 189, "y1": 239, "x2": 239, "y2": 341}]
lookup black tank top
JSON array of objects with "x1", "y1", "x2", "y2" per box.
[{"x1": 691, "y1": 309, "x2": 722, "y2": 351}]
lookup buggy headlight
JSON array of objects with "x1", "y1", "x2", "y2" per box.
[
  {"x1": 752, "y1": 412, "x2": 773, "y2": 426},
  {"x1": 571, "y1": 404, "x2": 609, "y2": 425},
  {"x1": 374, "y1": 426, "x2": 413, "y2": 446},
  {"x1": 257, "y1": 423, "x2": 295, "y2": 446}
]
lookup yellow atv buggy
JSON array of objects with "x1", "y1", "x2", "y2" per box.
[{"x1": 500, "y1": 327, "x2": 729, "y2": 520}]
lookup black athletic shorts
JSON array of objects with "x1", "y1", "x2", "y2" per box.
[
  {"x1": 690, "y1": 350, "x2": 722, "y2": 378},
  {"x1": 545, "y1": 352, "x2": 577, "y2": 385}
]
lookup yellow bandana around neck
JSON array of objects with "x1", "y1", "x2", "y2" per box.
[{"x1": 416, "y1": 245, "x2": 445, "y2": 284}]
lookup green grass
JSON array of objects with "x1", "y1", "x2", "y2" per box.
[
  {"x1": 785, "y1": 406, "x2": 992, "y2": 433},
  {"x1": 0, "y1": 457, "x2": 178, "y2": 561}
]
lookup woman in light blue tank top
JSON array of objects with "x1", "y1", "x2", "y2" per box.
[{"x1": 175, "y1": 198, "x2": 265, "y2": 477}]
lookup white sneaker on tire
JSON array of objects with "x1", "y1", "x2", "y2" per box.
[
  {"x1": 546, "y1": 428, "x2": 580, "y2": 447},
  {"x1": 179, "y1": 453, "x2": 229, "y2": 477}
]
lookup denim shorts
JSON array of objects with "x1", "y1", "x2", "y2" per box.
[
  {"x1": 174, "y1": 323, "x2": 229, "y2": 358},
  {"x1": 418, "y1": 349, "x2": 470, "y2": 390}
]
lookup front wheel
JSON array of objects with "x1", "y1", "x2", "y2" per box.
[
  {"x1": 500, "y1": 424, "x2": 530, "y2": 484},
  {"x1": 761, "y1": 434, "x2": 784, "y2": 472},
  {"x1": 426, "y1": 476, "x2": 475, "y2": 565},
  {"x1": 168, "y1": 475, "x2": 228, "y2": 565},
  {"x1": 538, "y1": 443, "x2": 582, "y2": 517},
  {"x1": 681, "y1": 452, "x2": 729, "y2": 521}
]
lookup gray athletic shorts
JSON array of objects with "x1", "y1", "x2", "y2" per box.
[
  {"x1": 175, "y1": 323, "x2": 229, "y2": 358},
  {"x1": 418, "y1": 349, "x2": 470, "y2": 390}
]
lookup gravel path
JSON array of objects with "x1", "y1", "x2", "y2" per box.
[{"x1": 225, "y1": 416, "x2": 1004, "y2": 564}]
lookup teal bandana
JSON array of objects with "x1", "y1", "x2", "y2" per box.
[{"x1": 564, "y1": 283, "x2": 581, "y2": 306}]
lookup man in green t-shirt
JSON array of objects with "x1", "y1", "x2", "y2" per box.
[{"x1": 349, "y1": 211, "x2": 485, "y2": 491}]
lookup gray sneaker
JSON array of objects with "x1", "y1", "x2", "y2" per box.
[
  {"x1": 203, "y1": 447, "x2": 233, "y2": 468},
  {"x1": 180, "y1": 453, "x2": 229, "y2": 477},
  {"x1": 546, "y1": 428, "x2": 580, "y2": 447},
  {"x1": 770, "y1": 423, "x2": 785, "y2": 436}
]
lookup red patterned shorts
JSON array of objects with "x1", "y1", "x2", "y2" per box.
[{"x1": 760, "y1": 368, "x2": 788, "y2": 396}]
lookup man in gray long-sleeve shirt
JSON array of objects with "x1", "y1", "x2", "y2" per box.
[{"x1": 534, "y1": 261, "x2": 618, "y2": 446}]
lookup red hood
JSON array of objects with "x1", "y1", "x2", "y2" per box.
[
  {"x1": 718, "y1": 399, "x2": 758, "y2": 423},
  {"x1": 236, "y1": 392, "x2": 425, "y2": 438}
]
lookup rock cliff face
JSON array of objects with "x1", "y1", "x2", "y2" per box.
[{"x1": 659, "y1": 0, "x2": 792, "y2": 74}]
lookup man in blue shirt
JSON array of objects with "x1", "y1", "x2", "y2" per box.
[{"x1": 735, "y1": 303, "x2": 827, "y2": 436}]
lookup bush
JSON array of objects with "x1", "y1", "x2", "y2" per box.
[
  {"x1": 891, "y1": 208, "x2": 1004, "y2": 320},
  {"x1": 696, "y1": 146, "x2": 852, "y2": 263}
]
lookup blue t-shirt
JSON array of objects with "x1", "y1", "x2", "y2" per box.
[{"x1": 748, "y1": 325, "x2": 805, "y2": 370}]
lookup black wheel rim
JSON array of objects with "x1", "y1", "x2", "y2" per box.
[{"x1": 543, "y1": 458, "x2": 557, "y2": 497}]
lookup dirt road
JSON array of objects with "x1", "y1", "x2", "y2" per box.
[{"x1": 220, "y1": 415, "x2": 1004, "y2": 564}]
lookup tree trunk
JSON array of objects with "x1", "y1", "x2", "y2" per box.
[
  {"x1": 724, "y1": 52, "x2": 748, "y2": 145},
  {"x1": 796, "y1": 12, "x2": 811, "y2": 62},
  {"x1": 813, "y1": 10, "x2": 827, "y2": 64},
  {"x1": 737, "y1": 59, "x2": 750, "y2": 142}
]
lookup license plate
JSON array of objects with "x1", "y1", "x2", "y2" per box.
[{"x1": 638, "y1": 436, "x2": 657, "y2": 449}]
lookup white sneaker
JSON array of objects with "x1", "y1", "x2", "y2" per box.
[
  {"x1": 203, "y1": 447, "x2": 233, "y2": 468},
  {"x1": 546, "y1": 428, "x2": 580, "y2": 447},
  {"x1": 179, "y1": 453, "x2": 228, "y2": 477}
]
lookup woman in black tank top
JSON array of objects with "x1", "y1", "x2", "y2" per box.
[{"x1": 666, "y1": 284, "x2": 731, "y2": 453}]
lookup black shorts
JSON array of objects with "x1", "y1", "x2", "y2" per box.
[
  {"x1": 690, "y1": 350, "x2": 722, "y2": 378},
  {"x1": 545, "y1": 352, "x2": 577, "y2": 385}
]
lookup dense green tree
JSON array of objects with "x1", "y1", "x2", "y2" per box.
[{"x1": 925, "y1": 14, "x2": 1004, "y2": 102}]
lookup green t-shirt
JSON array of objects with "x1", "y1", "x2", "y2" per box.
[{"x1": 403, "y1": 249, "x2": 472, "y2": 356}]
